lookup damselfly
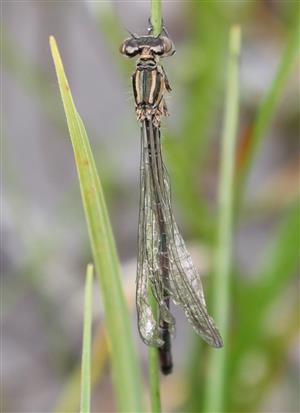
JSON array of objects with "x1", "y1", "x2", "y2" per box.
[{"x1": 121, "y1": 23, "x2": 223, "y2": 375}]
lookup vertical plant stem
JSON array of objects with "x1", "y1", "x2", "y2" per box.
[
  {"x1": 149, "y1": 294, "x2": 161, "y2": 413},
  {"x1": 80, "y1": 264, "x2": 93, "y2": 413},
  {"x1": 203, "y1": 26, "x2": 241, "y2": 413},
  {"x1": 151, "y1": 0, "x2": 162, "y2": 37},
  {"x1": 148, "y1": 3, "x2": 162, "y2": 413}
]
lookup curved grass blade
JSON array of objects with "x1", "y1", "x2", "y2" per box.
[{"x1": 49, "y1": 36, "x2": 144, "y2": 412}]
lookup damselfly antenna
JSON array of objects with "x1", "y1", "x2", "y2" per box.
[
  {"x1": 126, "y1": 28, "x2": 138, "y2": 39},
  {"x1": 161, "y1": 24, "x2": 171, "y2": 39}
]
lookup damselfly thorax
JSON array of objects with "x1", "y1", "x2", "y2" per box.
[{"x1": 133, "y1": 49, "x2": 168, "y2": 126}]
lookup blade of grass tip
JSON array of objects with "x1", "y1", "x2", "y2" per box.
[
  {"x1": 147, "y1": 3, "x2": 162, "y2": 413},
  {"x1": 80, "y1": 264, "x2": 94, "y2": 413},
  {"x1": 49, "y1": 36, "x2": 144, "y2": 412},
  {"x1": 235, "y1": 21, "x2": 299, "y2": 203},
  {"x1": 203, "y1": 26, "x2": 241, "y2": 413}
]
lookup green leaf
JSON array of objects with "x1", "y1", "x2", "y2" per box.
[
  {"x1": 49, "y1": 36, "x2": 144, "y2": 413},
  {"x1": 80, "y1": 264, "x2": 93, "y2": 413}
]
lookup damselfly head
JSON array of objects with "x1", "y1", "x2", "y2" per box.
[{"x1": 120, "y1": 35, "x2": 175, "y2": 58}]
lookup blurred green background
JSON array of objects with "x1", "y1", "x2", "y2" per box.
[{"x1": 2, "y1": 1, "x2": 299, "y2": 412}]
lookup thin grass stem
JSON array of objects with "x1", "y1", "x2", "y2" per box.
[
  {"x1": 80, "y1": 264, "x2": 93, "y2": 413},
  {"x1": 151, "y1": 0, "x2": 162, "y2": 37},
  {"x1": 149, "y1": 294, "x2": 161, "y2": 413},
  {"x1": 203, "y1": 25, "x2": 241, "y2": 413}
]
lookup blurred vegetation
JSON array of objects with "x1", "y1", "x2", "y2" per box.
[{"x1": 3, "y1": 0, "x2": 299, "y2": 412}]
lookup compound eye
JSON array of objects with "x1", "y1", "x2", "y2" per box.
[
  {"x1": 161, "y1": 36, "x2": 176, "y2": 56},
  {"x1": 120, "y1": 39, "x2": 139, "y2": 57},
  {"x1": 150, "y1": 42, "x2": 165, "y2": 56}
]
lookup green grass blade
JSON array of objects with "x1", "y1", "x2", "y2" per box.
[
  {"x1": 148, "y1": 293, "x2": 161, "y2": 413},
  {"x1": 236, "y1": 22, "x2": 299, "y2": 197},
  {"x1": 151, "y1": 0, "x2": 162, "y2": 37},
  {"x1": 203, "y1": 26, "x2": 241, "y2": 413},
  {"x1": 49, "y1": 36, "x2": 144, "y2": 412},
  {"x1": 148, "y1": 348, "x2": 161, "y2": 413},
  {"x1": 80, "y1": 264, "x2": 94, "y2": 413}
]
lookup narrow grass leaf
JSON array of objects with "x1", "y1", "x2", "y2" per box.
[
  {"x1": 203, "y1": 26, "x2": 241, "y2": 413},
  {"x1": 49, "y1": 36, "x2": 144, "y2": 412},
  {"x1": 80, "y1": 264, "x2": 93, "y2": 413}
]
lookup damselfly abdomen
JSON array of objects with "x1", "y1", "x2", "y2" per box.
[{"x1": 121, "y1": 25, "x2": 223, "y2": 375}]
